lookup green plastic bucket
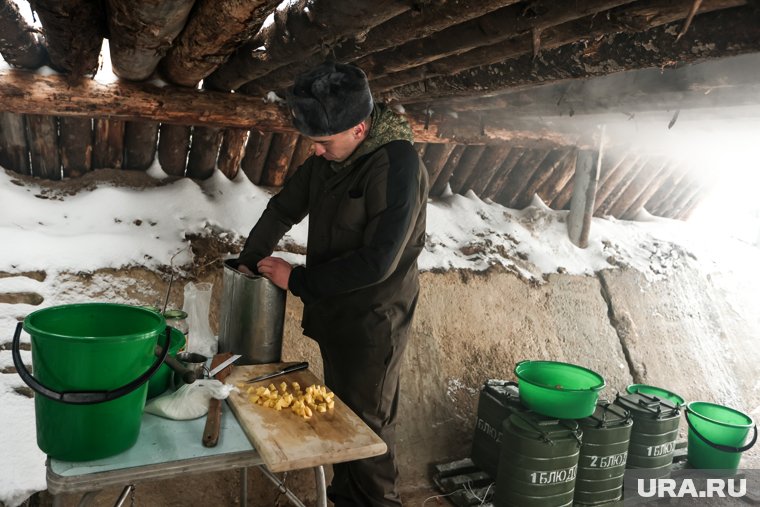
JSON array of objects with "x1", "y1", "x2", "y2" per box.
[
  {"x1": 685, "y1": 401, "x2": 757, "y2": 470},
  {"x1": 147, "y1": 327, "x2": 186, "y2": 399},
  {"x1": 12, "y1": 303, "x2": 169, "y2": 461}
]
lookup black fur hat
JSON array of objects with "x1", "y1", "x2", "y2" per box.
[{"x1": 286, "y1": 62, "x2": 374, "y2": 137}]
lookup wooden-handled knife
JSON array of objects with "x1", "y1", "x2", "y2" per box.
[{"x1": 202, "y1": 352, "x2": 234, "y2": 447}]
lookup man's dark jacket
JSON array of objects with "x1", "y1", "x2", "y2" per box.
[{"x1": 238, "y1": 106, "x2": 428, "y2": 346}]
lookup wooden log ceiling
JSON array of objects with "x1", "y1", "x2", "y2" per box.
[{"x1": 0, "y1": 0, "x2": 756, "y2": 222}]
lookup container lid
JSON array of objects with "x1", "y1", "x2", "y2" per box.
[
  {"x1": 507, "y1": 412, "x2": 583, "y2": 445},
  {"x1": 626, "y1": 384, "x2": 685, "y2": 407},
  {"x1": 614, "y1": 391, "x2": 680, "y2": 419},
  {"x1": 578, "y1": 400, "x2": 631, "y2": 428},
  {"x1": 163, "y1": 309, "x2": 188, "y2": 319},
  {"x1": 483, "y1": 379, "x2": 520, "y2": 401}
]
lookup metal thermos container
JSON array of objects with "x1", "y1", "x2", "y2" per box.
[
  {"x1": 471, "y1": 380, "x2": 525, "y2": 478},
  {"x1": 219, "y1": 259, "x2": 286, "y2": 364},
  {"x1": 495, "y1": 412, "x2": 583, "y2": 507},
  {"x1": 614, "y1": 391, "x2": 681, "y2": 479},
  {"x1": 574, "y1": 401, "x2": 632, "y2": 506}
]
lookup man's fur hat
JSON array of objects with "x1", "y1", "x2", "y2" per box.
[{"x1": 286, "y1": 62, "x2": 374, "y2": 137}]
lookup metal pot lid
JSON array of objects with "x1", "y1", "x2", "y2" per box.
[
  {"x1": 614, "y1": 391, "x2": 681, "y2": 419},
  {"x1": 506, "y1": 412, "x2": 583, "y2": 444},
  {"x1": 483, "y1": 379, "x2": 520, "y2": 401}
]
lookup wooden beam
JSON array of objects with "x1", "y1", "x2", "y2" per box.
[
  {"x1": 25, "y1": 114, "x2": 59, "y2": 180},
  {"x1": 429, "y1": 145, "x2": 466, "y2": 198},
  {"x1": 497, "y1": 149, "x2": 552, "y2": 208},
  {"x1": 377, "y1": 0, "x2": 750, "y2": 102},
  {"x1": 217, "y1": 128, "x2": 249, "y2": 180},
  {"x1": 357, "y1": 0, "x2": 635, "y2": 80},
  {"x1": 645, "y1": 165, "x2": 690, "y2": 216},
  {"x1": 157, "y1": 124, "x2": 191, "y2": 177},
  {"x1": 240, "y1": 0, "x2": 522, "y2": 94},
  {"x1": 550, "y1": 156, "x2": 578, "y2": 211},
  {"x1": 567, "y1": 150, "x2": 601, "y2": 248},
  {"x1": 609, "y1": 158, "x2": 669, "y2": 218},
  {"x1": 0, "y1": 112, "x2": 30, "y2": 175},
  {"x1": 241, "y1": 130, "x2": 273, "y2": 185},
  {"x1": 29, "y1": 0, "x2": 105, "y2": 76},
  {"x1": 159, "y1": 0, "x2": 278, "y2": 88},
  {"x1": 93, "y1": 118, "x2": 125, "y2": 170},
  {"x1": 186, "y1": 126, "x2": 223, "y2": 180},
  {"x1": 124, "y1": 121, "x2": 159, "y2": 171},
  {"x1": 621, "y1": 161, "x2": 675, "y2": 219},
  {"x1": 206, "y1": 0, "x2": 409, "y2": 91},
  {"x1": 0, "y1": 69, "x2": 562, "y2": 145},
  {"x1": 536, "y1": 149, "x2": 577, "y2": 207},
  {"x1": 59, "y1": 117, "x2": 92, "y2": 177},
  {"x1": 106, "y1": 0, "x2": 195, "y2": 81},
  {"x1": 0, "y1": 0, "x2": 46, "y2": 68},
  {"x1": 598, "y1": 157, "x2": 651, "y2": 216},
  {"x1": 594, "y1": 155, "x2": 641, "y2": 215}
]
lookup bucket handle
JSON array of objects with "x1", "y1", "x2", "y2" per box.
[
  {"x1": 12, "y1": 322, "x2": 170, "y2": 405},
  {"x1": 684, "y1": 407, "x2": 758, "y2": 453}
]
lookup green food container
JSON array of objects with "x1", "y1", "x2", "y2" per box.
[
  {"x1": 574, "y1": 401, "x2": 632, "y2": 506},
  {"x1": 495, "y1": 412, "x2": 583, "y2": 507},
  {"x1": 471, "y1": 380, "x2": 525, "y2": 478},
  {"x1": 515, "y1": 360, "x2": 605, "y2": 419},
  {"x1": 12, "y1": 303, "x2": 168, "y2": 461}
]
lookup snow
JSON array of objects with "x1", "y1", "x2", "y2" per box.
[{"x1": 0, "y1": 163, "x2": 758, "y2": 505}]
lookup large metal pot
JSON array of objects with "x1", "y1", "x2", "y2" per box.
[{"x1": 218, "y1": 259, "x2": 286, "y2": 364}]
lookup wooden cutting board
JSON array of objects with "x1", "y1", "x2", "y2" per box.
[{"x1": 225, "y1": 363, "x2": 387, "y2": 473}]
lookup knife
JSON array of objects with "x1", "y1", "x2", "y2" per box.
[
  {"x1": 207, "y1": 354, "x2": 242, "y2": 378},
  {"x1": 245, "y1": 362, "x2": 309, "y2": 384}
]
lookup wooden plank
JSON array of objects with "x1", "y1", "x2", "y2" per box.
[
  {"x1": 448, "y1": 145, "x2": 486, "y2": 195},
  {"x1": 186, "y1": 126, "x2": 223, "y2": 180},
  {"x1": 287, "y1": 135, "x2": 313, "y2": 178},
  {"x1": 598, "y1": 157, "x2": 651, "y2": 216},
  {"x1": 621, "y1": 160, "x2": 673, "y2": 219},
  {"x1": 536, "y1": 149, "x2": 576, "y2": 206},
  {"x1": 25, "y1": 114, "x2": 59, "y2": 179},
  {"x1": 124, "y1": 121, "x2": 159, "y2": 171},
  {"x1": 59, "y1": 117, "x2": 92, "y2": 177},
  {"x1": 217, "y1": 128, "x2": 249, "y2": 180},
  {"x1": 260, "y1": 133, "x2": 298, "y2": 187},
  {"x1": 594, "y1": 155, "x2": 642, "y2": 215},
  {"x1": 466, "y1": 145, "x2": 512, "y2": 197},
  {"x1": 514, "y1": 148, "x2": 571, "y2": 209},
  {"x1": 226, "y1": 364, "x2": 387, "y2": 473},
  {"x1": 430, "y1": 144, "x2": 466, "y2": 197},
  {"x1": 241, "y1": 130, "x2": 273, "y2": 185},
  {"x1": 549, "y1": 155, "x2": 578, "y2": 210},
  {"x1": 497, "y1": 149, "x2": 551, "y2": 208},
  {"x1": 157, "y1": 124, "x2": 191, "y2": 177},
  {"x1": 422, "y1": 143, "x2": 457, "y2": 189},
  {"x1": 0, "y1": 111, "x2": 30, "y2": 175},
  {"x1": 93, "y1": 118, "x2": 125, "y2": 170}
]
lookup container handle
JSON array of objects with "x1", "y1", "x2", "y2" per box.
[
  {"x1": 684, "y1": 407, "x2": 758, "y2": 453},
  {"x1": 12, "y1": 323, "x2": 171, "y2": 405}
]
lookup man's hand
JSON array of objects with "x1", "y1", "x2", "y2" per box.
[
  {"x1": 256, "y1": 256, "x2": 292, "y2": 290},
  {"x1": 237, "y1": 263, "x2": 255, "y2": 276}
]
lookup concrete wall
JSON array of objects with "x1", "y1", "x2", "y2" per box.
[{"x1": 27, "y1": 259, "x2": 760, "y2": 506}]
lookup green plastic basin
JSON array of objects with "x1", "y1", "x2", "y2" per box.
[
  {"x1": 515, "y1": 360, "x2": 605, "y2": 419},
  {"x1": 626, "y1": 384, "x2": 685, "y2": 407}
]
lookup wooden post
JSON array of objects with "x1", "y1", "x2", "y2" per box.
[
  {"x1": 0, "y1": 112, "x2": 30, "y2": 175},
  {"x1": 158, "y1": 124, "x2": 191, "y2": 177},
  {"x1": 59, "y1": 117, "x2": 93, "y2": 177},
  {"x1": 287, "y1": 136, "x2": 313, "y2": 179},
  {"x1": 241, "y1": 130, "x2": 273, "y2": 185},
  {"x1": 186, "y1": 126, "x2": 224, "y2": 179},
  {"x1": 0, "y1": 0, "x2": 47, "y2": 69},
  {"x1": 567, "y1": 148, "x2": 602, "y2": 249},
  {"x1": 25, "y1": 115, "x2": 60, "y2": 180},
  {"x1": 93, "y1": 118, "x2": 125, "y2": 169},
  {"x1": 124, "y1": 121, "x2": 159, "y2": 171}
]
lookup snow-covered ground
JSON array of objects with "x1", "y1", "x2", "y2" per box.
[{"x1": 1, "y1": 164, "x2": 759, "y2": 506}]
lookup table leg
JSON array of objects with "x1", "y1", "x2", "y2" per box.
[
  {"x1": 314, "y1": 466, "x2": 327, "y2": 507},
  {"x1": 241, "y1": 467, "x2": 248, "y2": 506}
]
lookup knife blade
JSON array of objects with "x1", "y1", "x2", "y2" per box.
[
  {"x1": 207, "y1": 354, "x2": 242, "y2": 378},
  {"x1": 245, "y1": 362, "x2": 309, "y2": 384}
]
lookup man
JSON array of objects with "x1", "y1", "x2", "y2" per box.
[{"x1": 236, "y1": 62, "x2": 428, "y2": 506}]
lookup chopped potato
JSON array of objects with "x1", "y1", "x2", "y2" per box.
[{"x1": 243, "y1": 381, "x2": 334, "y2": 420}]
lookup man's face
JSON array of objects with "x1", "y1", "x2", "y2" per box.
[{"x1": 308, "y1": 123, "x2": 367, "y2": 162}]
